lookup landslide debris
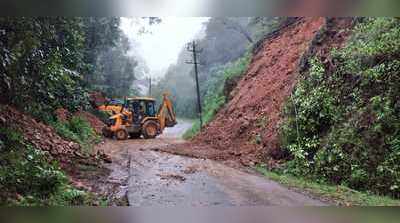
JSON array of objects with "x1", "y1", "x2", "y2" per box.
[
  {"x1": 55, "y1": 108, "x2": 106, "y2": 134},
  {"x1": 165, "y1": 18, "x2": 355, "y2": 167},
  {"x1": 0, "y1": 105, "x2": 108, "y2": 167},
  {"x1": 0, "y1": 105, "x2": 122, "y2": 203},
  {"x1": 74, "y1": 110, "x2": 106, "y2": 134}
]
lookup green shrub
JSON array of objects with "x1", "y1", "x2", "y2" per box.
[
  {"x1": 280, "y1": 18, "x2": 400, "y2": 197},
  {"x1": 184, "y1": 52, "x2": 251, "y2": 139},
  {"x1": 51, "y1": 116, "x2": 100, "y2": 153},
  {"x1": 88, "y1": 108, "x2": 110, "y2": 123},
  {"x1": 0, "y1": 127, "x2": 94, "y2": 205}
]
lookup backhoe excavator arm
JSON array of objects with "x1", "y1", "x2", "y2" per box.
[{"x1": 156, "y1": 93, "x2": 177, "y2": 130}]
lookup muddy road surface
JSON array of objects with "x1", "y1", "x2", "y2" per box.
[{"x1": 99, "y1": 120, "x2": 325, "y2": 206}]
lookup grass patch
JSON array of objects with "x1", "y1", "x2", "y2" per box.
[{"x1": 255, "y1": 165, "x2": 400, "y2": 206}]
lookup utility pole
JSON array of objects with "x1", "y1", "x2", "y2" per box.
[
  {"x1": 186, "y1": 40, "x2": 203, "y2": 129},
  {"x1": 148, "y1": 76, "x2": 152, "y2": 96}
]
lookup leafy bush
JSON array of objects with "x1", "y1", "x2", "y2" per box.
[
  {"x1": 88, "y1": 108, "x2": 110, "y2": 123},
  {"x1": 0, "y1": 18, "x2": 125, "y2": 122},
  {"x1": 184, "y1": 52, "x2": 251, "y2": 139},
  {"x1": 280, "y1": 18, "x2": 400, "y2": 197},
  {"x1": 51, "y1": 116, "x2": 100, "y2": 152},
  {"x1": 0, "y1": 18, "x2": 92, "y2": 122},
  {"x1": 0, "y1": 127, "x2": 92, "y2": 205}
]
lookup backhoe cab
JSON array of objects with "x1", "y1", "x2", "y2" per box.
[{"x1": 102, "y1": 93, "x2": 177, "y2": 140}]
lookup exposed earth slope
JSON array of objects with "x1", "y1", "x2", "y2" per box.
[{"x1": 162, "y1": 17, "x2": 354, "y2": 167}]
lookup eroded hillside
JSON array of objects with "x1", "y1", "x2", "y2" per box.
[{"x1": 163, "y1": 17, "x2": 355, "y2": 167}]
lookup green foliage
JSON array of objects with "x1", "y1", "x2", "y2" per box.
[
  {"x1": 88, "y1": 108, "x2": 110, "y2": 123},
  {"x1": 152, "y1": 49, "x2": 198, "y2": 119},
  {"x1": 0, "y1": 17, "x2": 90, "y2": 121},
  {"x1": 204, "y1": 52, "x2": 251, "y2": 122},
  {"x1": 280, "y1": 18, "x2": 400, "y2": 197},
  {"x1": 256, "y1": 165, "x2": 400, "y2": 206},
  {"x1": 51, "y1": 116, "x2": 100, "y2": 152},
  {"x1": 0, "y1": 17, "x2": 136, "y2": 121},
  {"x1": 248, "y1": 17, "x2": 286, "y2": 41},
  {"x1": 0, "y1": 127, "x2": 94, "y2": 206},
  {"x1": 90, "y1": 34, "x2": 139, "y2": 98},
  {"x1": 184, "y1": 53, "x2": 251, "y2": 139}
]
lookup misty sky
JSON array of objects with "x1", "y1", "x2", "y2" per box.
[{"x1": 120, "y1": 17, "x2": 209, "y2": 79}]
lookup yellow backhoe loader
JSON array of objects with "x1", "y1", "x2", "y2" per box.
[{"x1": 102, "y1": 93, "x2": 177, "y2": 140}]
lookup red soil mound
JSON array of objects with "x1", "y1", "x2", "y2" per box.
[{"x1": 165, "y1": 18, "x2": 354, "y2": 167}]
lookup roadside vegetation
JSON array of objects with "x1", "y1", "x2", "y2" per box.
[
  {"x1": 279, "y1": 18, "x2": 400, "y2": 198},
  {"x1": 0, "y1": 127, "x2": 103, "y2": 206},
  {"x1": 51, "y1": 116, "x2": 101, "y2": 153},
  {"x1": 183, "y1": 52, "x2": 251, "y2": 138},
  {"x1": 256, "y1": 165, "x2": 400, "y2": 206},
  {"x1": 0, "y1": 17, "x2": 145, "y2": 205},
  {"x1": 0, "y1": 17, "x2": 140, "y2": 123}
]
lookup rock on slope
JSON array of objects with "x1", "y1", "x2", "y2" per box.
[{"x1": 165, "y1": 17, "x2": 354, "y2": 167}]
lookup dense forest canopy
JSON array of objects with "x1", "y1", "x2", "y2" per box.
[{"x1": 0, "y1": 17, "x2": 141, "y2": 121}]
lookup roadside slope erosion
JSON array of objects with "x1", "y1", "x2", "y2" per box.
[{"x1": 164, "y1": 18, "x2": 354, "y2": 167}]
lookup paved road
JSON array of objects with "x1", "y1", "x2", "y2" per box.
[
  {"x1": 102, "y1": 120, "x2": 325, "y2": 206},
  {"x1": 159, "y1": 119, "x2": 193, "y2": 139}
]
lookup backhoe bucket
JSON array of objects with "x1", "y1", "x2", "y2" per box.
[{"x1": 165, "y1": 119, "x2": 177, "y2": 127}]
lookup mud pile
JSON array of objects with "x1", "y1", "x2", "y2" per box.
[
  {"x1": 74, "y1": 111, "x2": 106, "y2": 134},
  {"x1": 0, "y1": 105, "x2": 104, "y2": 167},
  {"x1": 167, "y1": 18, "x2": 354, "y2": 167}
]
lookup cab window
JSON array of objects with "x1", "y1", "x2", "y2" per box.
[{"x1": 146, "y1": 102, "x2": 156, "y2": 116}]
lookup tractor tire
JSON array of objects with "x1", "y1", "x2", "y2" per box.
[
  {"x1": 102, "y1": 127, "x2": 113, "y2": 138},
  {"x1": 129, "y1": 132, "x2": 141, "y2": 139},
  {"x1": 115, "y1": 129, "x2": 128, "y2": 140},
  {"x1": 142, "y1": 120, "x2": 159, "y2": 139}
]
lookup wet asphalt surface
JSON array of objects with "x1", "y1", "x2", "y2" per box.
[{"x1": 101, "y1": 120, "x2": 325, "y2": 206}]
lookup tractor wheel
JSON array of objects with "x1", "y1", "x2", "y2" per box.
[
  {"x1": 115, "y1": 129, "x2": 128, "y2": 140},
  {"x1": 129, "y1": 132, "x2": 141, "y2": 139},
  {"x1": 142, "y1": 121, "x2": 159, "y2": 139},
  {"x1": 102, "y1": 127, "x2": 113, "y2": 138}
]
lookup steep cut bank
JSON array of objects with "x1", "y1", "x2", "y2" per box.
[{"x1": 164, "y1": 18, "x2": 354, "y2": 167}]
